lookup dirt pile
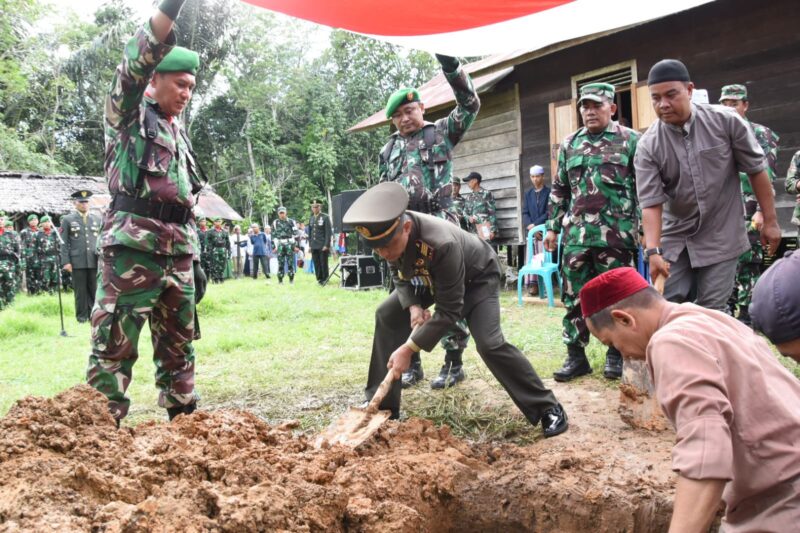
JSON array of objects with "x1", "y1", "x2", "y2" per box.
[{"x1": 0, "y1": 384, "x2": 677, "y2": 532}]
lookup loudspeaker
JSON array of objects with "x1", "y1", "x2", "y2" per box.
[
  {"x1": 340, "y1": 255, "x2": 384, "y2": 290},
  {"x1": 332, "y1": 189, "x2": 366, "y2": 235}
]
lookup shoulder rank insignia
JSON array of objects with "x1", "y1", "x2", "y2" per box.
[{"x1": 415, "y1": 240, "x2": 435, "y2": 261}]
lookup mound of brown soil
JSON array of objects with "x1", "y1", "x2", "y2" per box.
[{"x1": 0, "y1": 384, "x2": 676, "y2": 532}]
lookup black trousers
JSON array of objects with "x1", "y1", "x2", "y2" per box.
[
  {"x1": 311, "y1": 248, "x2": 329, "y2": 282},
  {"x1": 365, "y1": 275, "x2": 558, "y2": 424},
  {"x1": 251, "y1": 255, "x2": 270, "y2": 279},
  {"x1": 72, "y1": 268, "x2": 97, "y2": 322}
]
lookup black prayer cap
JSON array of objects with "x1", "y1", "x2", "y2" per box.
[
  {"x1": 647, "y1": 59, "x2": 691, "y2": 85},
  {"x1": 750, "y1": 250, "x2": 800, "y2": 345},
  {"x1": 343, "y1": 182, "x2": 408, "y2": 248}
]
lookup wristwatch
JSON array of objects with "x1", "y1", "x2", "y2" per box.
[{"x1": 644, "y1": 247, "x2": 664, "y2": 259}]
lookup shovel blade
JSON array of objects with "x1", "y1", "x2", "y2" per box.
[{"x1": 314, "y1": 407, "x2": 392, "y2": 449}]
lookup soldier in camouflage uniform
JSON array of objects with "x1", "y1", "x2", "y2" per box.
[
  {"x1": 0, "y1": 214, "x2": 21, "y2": 309},
  {"x1": 197, "y1": 217, "x2": 211, "y2": 276},
  {"x1": 35, "y1": 215, "x2": 61, "y2": 294},
  {"x1": 719, "y1": 84, "x2": 779, "y2": 325},
  {"x1": 272, "y1": 206, "x2": 298, "y2": 284},
  {"x1": 786, "y1": 150, "x2": 800, "y2": 239},
  {"x1": 451, "y1": 177, "x2": 469, "y2": 231},
  {"x1": 379, "y1": 54, "x2": 480, "y2": 390},
  {"x1": 5, "y1": 220, "x2": 22, "y2": 295},
  {"x1": 207, "y1": 218, "x2": 230, "y2": 283},
  {"x1": 545, "y1": 83, "x2": 640, "y2": 382},
  {"x1": 86, "y1": 0, "x2": 205, "y2": 424},
  {"x1": 463, "y1": 171, "x2": 498, "y2": 241},
  {"x1": 20, "y1": 214, "x2": 41, "y2": 295}
]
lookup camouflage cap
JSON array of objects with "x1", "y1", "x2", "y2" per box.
[
  {"x1": 40, "y1": 215, "x2": 51, "y2": 223},
  {"x1": 343, "y1": 182, "x2": 409, "y2": 249},
  {"x1": 27, "y1": 214, "x2": 38, "y2": 222},
  {"x1": 213, "y1": 217, "x2": 223, "y2": 223},
  {"x1": 277, "y1": 206, "x2": 287, "y2": 214},
  {"x1": 719, "y1": 84, "x2": 748, "y2": 102},
  {"x1": 579, "y1": 83, "x2": 615, "y2": 103},
  {"x1": 4, "y1": 220, "x2": 12, "y2": 228},
  {"x1": 385, "y1": 88, "x2": 421, "y2": 118},
  {"x1": 155, "y1": 46, "x2": 200, "y2": 75}
]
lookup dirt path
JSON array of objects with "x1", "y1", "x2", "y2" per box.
[{"x1": 0, "y1": 384, "x2": 676, "y2": 532}]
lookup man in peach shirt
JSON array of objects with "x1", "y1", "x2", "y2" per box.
[{"x1": 581, "y1": 267, "x2": 800, "y2": 532}]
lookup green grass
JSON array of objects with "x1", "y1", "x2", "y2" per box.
[{"x1": 1, "y1": 269, "x2": 797, "y2": 443}]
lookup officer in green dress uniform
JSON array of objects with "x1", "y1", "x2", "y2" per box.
[
  {"x1": 344, "y1": 182, "x2": 568, "y2": 438},
  {"x1": 60, "y1": 190, "x2": 102, "y2": 322}
]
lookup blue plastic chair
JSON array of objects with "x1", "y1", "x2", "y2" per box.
[{"x1": 517, "y1": 224, "x2": 562, "y2": 307}]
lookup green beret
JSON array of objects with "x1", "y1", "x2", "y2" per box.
[
  {"x1": 343, "y1": 182, "x2": 409, "y2": 248},
  {"x1": 720, "y1": 84, "x2": 747, "y2": 102},
  {"x1": 40, "y1": 215, "x2": 51, "y2": 223},
  {"x1": 27, "y1": 214, "x2": 38, "y2": 222},
  {"x1": 155, "y1": 46, "x2": 200, "y2": 75},
  {"x1": 385, "y1": 88, "x2": 421, "y2": 119},
  {"x1": 579, "y1": 82, "x2": 615, "y2": 103}
]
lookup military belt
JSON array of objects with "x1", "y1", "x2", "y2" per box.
[{"x1": 110, "y1": 194, "x2": 193, "y2": 224}]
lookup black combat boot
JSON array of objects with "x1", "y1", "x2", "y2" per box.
[
  {"x1": 553, "y1": 345, "x2": 592, "y2": 382},
  {"x1": 167, "y1": 402, "x2": 197, "y2": 421},
  {"x1": 603, "y1": 346, "x2": 623, "y2": 379},
  {"x1": 541, "y1": 403, "x2": 569, "y2": 438},
  {"x1": 431, "y1": 350, "x2": 466, "y2": 389},
  {"x1": 401, "y1": 353, "x2": 424, "y2": 388}
]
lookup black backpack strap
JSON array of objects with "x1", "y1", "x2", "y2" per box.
[
  {"x1": 380, "y1": 135, "x2": 396, "y2": 167},
  {"x1": 419, "y1": 123, "x2": 437, "y2": 170}
]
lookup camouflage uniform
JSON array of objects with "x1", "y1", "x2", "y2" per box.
[
  {"x1": 272, "y1": 216, "x2": 297, "y2": 282},
  {"x1": 731, "y1": 120, "x2": 779, "y2": 315},
  {"x1": 207, "y1": 227, "x2": 229, "y2": 283},
  {"x1": 0, "y1": 224, "x2": 21, "y2": 309},
  {"x1": 86, "y1": 21, "x2": 202, "y2": 421},
  {"x1": 548, "y1": 120, "x2": 640, "y2": 348},
  {"x1": 34, "y1": 228, "x2": 61, "y2": 294},
  {"x1": 464, "y1": 187, "x2": 498, "y2": 239},
  {"x1": 197, "y1": 225, "x2": 211, "y2": 276},
  {"x1": 787, "y1": 149, "x2": 800, "y2": 237},
  {"x1": 379, "y1": 58, "x2": 480, "y2": 363},
  {"x1": 452, "y1": 192, "x2": 469, "y2": 231},
  {"x1": 20, "y1": 223, "x2": 41, "y2": 295}
]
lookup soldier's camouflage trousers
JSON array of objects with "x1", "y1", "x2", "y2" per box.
[
  {"x1": 209, "y1": 248, "x2": 228, "y2": 283},
  {"x1": 25, "y1": 262, "x2": 41, "y2": 295},
  {"x1": 276, "y1": 243, "x2": 295, "y2": 280},
  {"x1": 440, "y1": 319, "x2": 470, "y2": 351},
  {"x1": 86, "y1": 246, "x2": 198, "y2": 420},
  {"x1": 40, "y1": 260, "x2": 59, "y2": 294},
  {"x1": 561, "y1": 245, "x2": 635, "y2": 347},
  {"x1": 730, "y1": 223, "x2": 763, "y2": 313},
  {"x1": 0, "y1": 259, "x2": 17, "y2": 309}
]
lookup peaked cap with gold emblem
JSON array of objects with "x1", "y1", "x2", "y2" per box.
[{"x1": 343, "y1": 182, "x2": 409, "y2": 248}]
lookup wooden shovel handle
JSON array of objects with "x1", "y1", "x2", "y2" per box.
[
  {"x1": 653, "y1": 275, "x2": 666, "y2": 295},
  {"x1": 366, "y1": 370, "x2": 396, "y2": 414}
]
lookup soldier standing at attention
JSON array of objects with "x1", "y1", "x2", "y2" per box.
[
  {"x1": 786, "y1": 149, "x2": 800, "y2": 238},
  {"x1": 20, "y1": 214, "x2": 41, "y2": 295},
  {"x1": 4, "y1": 219, "x2": 22, "y2": 296},
  {"x1": 60, "y1": 190, "x2": 102, "y2": 322},
  {"x1": 87, "y1": 0, "x2": 206, "y2": 424},
  {"x1": 464, "y1": 171, "x2": 497, "y2": 242},
  {"x1": 345, "y1": 182, "x2": 568, "y2": 437},
  {"x1": 272, "y1": 206, "x2": 298, "y2": 284},
  {"x1": 197, "y1": 217, "x2": 211, "y2": 276},
  {"x1": 380, "y1": 54, "x2": 480, "y2": 390},
  {"x1": 308, "y1": 199, "x2": 332, "y2": 285},
  {"x1": 207, "y1": 217, "x2": 229, "y2": 284},
  {"x1": 718, "y1": 84, "x2": 779, "y2": 326},
  {"x1": 0, "y1": 214, "x2": 21, "y2": 309},
  {"x1": 545, "y1": 83, "x2": 641, "y2": 382},
  {"x1": 451, "y1": 177, "x2": 469, "y2": 231},
  {"x1": 35, "y1": 215, "x2": 61, "y2": 294}
]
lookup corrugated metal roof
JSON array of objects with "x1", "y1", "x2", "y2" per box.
[{"x1": 0, "y1": 172, "x2": 242, "y2": 221}]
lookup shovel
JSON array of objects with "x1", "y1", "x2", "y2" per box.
[{"x1": 314, "y1": 368, "x2": 397, "y2": 449}]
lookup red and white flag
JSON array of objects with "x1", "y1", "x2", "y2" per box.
[{"x1": 241, "y1": 0, "x2": 715, "y2": 55}]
